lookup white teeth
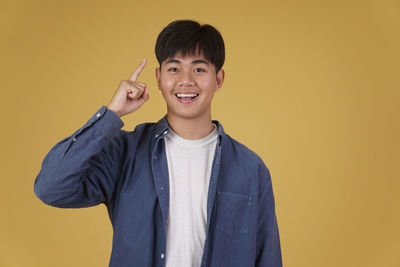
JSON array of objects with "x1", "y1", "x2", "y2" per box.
[{"x1": 176, "y1": 93, "x2": 198, "y2": 98}]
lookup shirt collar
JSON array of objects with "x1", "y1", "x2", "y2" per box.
[{"x1": 153, "y1": 115, "x2": 225, "y2": 146}]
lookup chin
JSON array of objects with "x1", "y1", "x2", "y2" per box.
[
  {"x1": 167, "y1": 107, "x2": 203, "y2": 120},
  {"x1": 170, "y1": 112, "x2": 199, "y2": 120}
]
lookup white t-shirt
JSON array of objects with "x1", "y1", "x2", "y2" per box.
[{"x1": 164, "y1": 124, "x2": 218, "y2": 267}]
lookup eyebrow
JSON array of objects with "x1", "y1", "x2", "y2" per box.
[{"x1": 164, "y1": 59, "x2": 210, "y2": 65}]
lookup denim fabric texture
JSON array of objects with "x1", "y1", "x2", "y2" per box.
[{"x1": 34, "y1": 106, "x2": 282, "y2": 267}]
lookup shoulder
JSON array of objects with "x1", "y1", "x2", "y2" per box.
[
  {"x1": 221, "y1": 132, "x2": 269, "y2": 174},
  {"x1": 224, "y1": 134, "x2": 263, "y2": 161},
  {"x1": 108, "y1": 121, "x2": 158, "y2": 150},
  {"x1": 128, "y1": 121, "x2": 157, "y2": 135}
]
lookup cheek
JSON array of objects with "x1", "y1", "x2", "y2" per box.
[
  {"x1": 199, "y1": 74, "x2": 216, "y2": 87},
  {"x1": 160, "y1": 77, "x2": 176, "y2": 91},
  {"x1": 200, "y1": 79, "x2": 215, "y2": 91}
]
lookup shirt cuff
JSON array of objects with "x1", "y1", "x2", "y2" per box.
[{"x1": 89, "y1": 105, "x2": 124, "y2": 140}]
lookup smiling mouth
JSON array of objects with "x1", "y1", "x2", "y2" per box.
[
  {"x1": 175, "y1": 94, "x2": 199, "y2": 99},
  {"x1": 175, "y1": 93, "x2": 199, "y2": 103},
  {"x1": 175, "y1": 93, "x2": 198, "y2": 99}
]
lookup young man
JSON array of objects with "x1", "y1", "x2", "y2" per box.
[{"x1": 34, "y1": 20, "x2": 282, "y2": 267}]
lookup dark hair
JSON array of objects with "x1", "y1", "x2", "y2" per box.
[{"x1": 155, "y1": 20, "x2": 225, "y2": 73}]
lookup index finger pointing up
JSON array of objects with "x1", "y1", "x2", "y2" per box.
[{"x1": 129, "y1": 58, "x2": 147, "y2": 81}]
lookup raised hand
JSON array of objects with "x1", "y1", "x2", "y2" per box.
[{"x1": 107, "y1": 58, "x2": 150, "y2": 117}]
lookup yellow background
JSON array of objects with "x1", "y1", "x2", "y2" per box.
[{"x1": 1, "y1": 0, "x2": 399, "y2": 266}]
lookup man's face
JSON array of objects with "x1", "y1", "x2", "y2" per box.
[{"x1": 155, "y1": 53, "x2": 224, "y2": 121}]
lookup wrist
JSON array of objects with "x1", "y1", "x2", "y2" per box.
[{"x1": 106, "y1": 106, "x2": 122, "y2": 117}]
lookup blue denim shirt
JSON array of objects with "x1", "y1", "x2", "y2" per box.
[{"x1": 34, "y1": 106, "x2": 282, "y2": 267}]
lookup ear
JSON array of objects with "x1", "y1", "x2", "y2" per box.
[
  {"x1": 215, "y1": 69, "x2": 225, "y2": 91},
  {"x1": 155, "y1": 67, "x2": 161, "y2": 90}
]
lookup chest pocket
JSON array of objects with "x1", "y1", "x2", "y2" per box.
[{"x1": 215, "y1": 191, "x2": 252, "y2": 235}]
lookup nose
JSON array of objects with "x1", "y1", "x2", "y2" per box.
[{"x1": 178, "y1": 69, "x2": 195, "y2": 87}]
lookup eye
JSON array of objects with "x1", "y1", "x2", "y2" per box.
[
  {"x1": 194, "y1": 68, "x2": 206, "y2": 73},
  {"x1": 168, "y1": 67, "x2": 179, "y2": 72}
]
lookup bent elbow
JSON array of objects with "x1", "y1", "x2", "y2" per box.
[
  {"x1": 34, "y1": 177, "x2": 57, "y2": 206},
  {"x1": 33, "y1": 175, "x2": 75, "y2": 207}
]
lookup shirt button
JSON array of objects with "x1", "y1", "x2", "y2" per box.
[
  {"x1": 72, "y1": 138, "x2": 77, "y2": 142},
  {"x1": 160, "y1": 187, "x2": 164, "y2": 190},
  {"x1": 163, "y1": 130, "x2": 168, "y2": 135},
  {"x1": 161, "y1": 253, "x2": 165, "y2": 259},
  {"x1": 155, "y1": 134, "x2": 159, "y2": 138},
  {"x1": 96, "y1": 113, "x2": 101, "y2": 118}
]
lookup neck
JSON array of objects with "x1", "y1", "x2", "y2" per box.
[{"x1": 166, "y1": 112, "x2": 215, "y2": 140}]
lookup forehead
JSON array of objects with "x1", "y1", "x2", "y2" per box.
[
  {"x1": 163, "y1": 50, "x2": 210, "y2": 64},
  {"x1": 164, "y1": 55, "x2": 207, "y2": 62}
]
